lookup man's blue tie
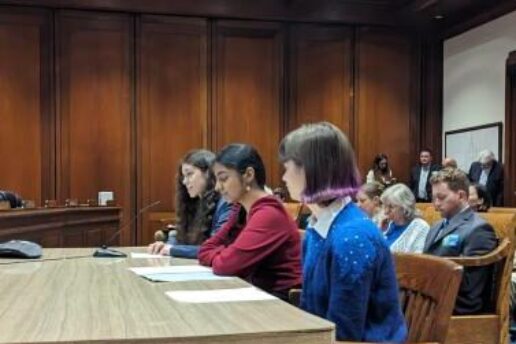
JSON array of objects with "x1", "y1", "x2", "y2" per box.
[{"x1": 436, "y1": 219, "x2": 449, "y2": 239}]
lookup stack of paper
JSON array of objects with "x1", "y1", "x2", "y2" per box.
[{"x1": 128, "y1": 265, "x2": 233, "y2": 282}]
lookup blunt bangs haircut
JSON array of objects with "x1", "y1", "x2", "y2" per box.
[
  {"x1": 215, "y1": 143, "x2": 266, "y2": 189},
  {"x1": 279, "y1": 122, "x2": 361, "y2": 204}
]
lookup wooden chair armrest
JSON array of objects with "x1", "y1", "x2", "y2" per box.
[{"x1": 446, "y1": 238, "x2": 511, "y2": 267}]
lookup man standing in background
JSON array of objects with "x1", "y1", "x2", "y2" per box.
[
  {"x1": 468, "y1": 150, "x2": 504, "y2": 206},
  {"x1": 410, "y1": 148, "x2": 441, "y2": 202}
]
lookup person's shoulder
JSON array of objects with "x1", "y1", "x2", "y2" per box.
[
  {"x1": 332, "y1": 205, "x2": 383, "y2": 241},
  {"x1": 470, "y1": 161, "x2": 481, "y2": 169},
  {"x1": 469, "y1": 211, "x2": 493, "y2": 229},
  {"x1": 249, "y1": 196, "x2": 292, "y2": 224},
  {"x1": 329, "y1": 207, "x2": 387, "y2": 281},
  {"x1": 457, "y1": 210, "x2": 495, "y2": 236},
  {"x1": 411, "y1": 217, "x2": 430, "y2": 230},
  {"x1": 216, "y1": 197, "x2": 232, "y2": 212}
]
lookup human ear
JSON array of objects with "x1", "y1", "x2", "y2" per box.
[{"x1": 243, "y1": 167, "x2": 256, "y2": 184}]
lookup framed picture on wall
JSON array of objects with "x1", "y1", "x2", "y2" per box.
[{"x1": 445, "y1": 122, "x2": 503, "y2": 172}]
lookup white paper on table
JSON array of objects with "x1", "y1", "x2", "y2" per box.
[
  {"x1": 165, "y1": 287, "x2": 277, "y2": 303},
  {"x1": 130, "y1": 252, "x2": 170, "y2": 259},
  {"x1": 129, "y1": 265, "x2": 210, "y2": 275},
  {"x1": 142, "y1": 271, "x2": 234, "y2": 282},
  {"x1": 128, "y1": 265, "x2": 232, "y2": 282}
]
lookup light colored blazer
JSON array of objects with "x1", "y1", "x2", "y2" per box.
[{"x1": 387, "y1": 217, "x2": 429, "y2": 253}]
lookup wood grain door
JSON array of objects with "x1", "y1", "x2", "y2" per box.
[
  {"x1": 56, "y1": 11, "x2": 134, "y2": 245},
  {"x1": 505, "y1": 51, "x2": 516, "y2": 206},
  {"x1": 212, "y1": 20, "x2": 285, "y2": 189},
  {"x1": 355, "y1": 28, "x2": 419, "y2": 184},
  {"x1": 288, "y1": 24, "x2": 353, "y2": 138},
  {"x1": 137, "y1": 15, "x2": 208, "y2": 245},
  {"x1": 0, "y1": 8, "x2": 53, "y2": 206}
]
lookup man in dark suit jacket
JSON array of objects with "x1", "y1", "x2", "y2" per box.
[
  {"x1": 409, "y1": 148, "x2": 441, "y2": 202},
  {"x1": 468, "y1": 150, "x2": 504, "y2": 206},
  {"x1": 424, "y1": 168, "x2": 497, "y2": 315}
]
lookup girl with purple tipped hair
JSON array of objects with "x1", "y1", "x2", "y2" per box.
[{"x1": 279, "y1": 122, "x2": 406, "y2": 342}]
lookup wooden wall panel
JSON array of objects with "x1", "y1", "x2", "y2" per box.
[
  {"x1": 355, "y1": 28, "x2": 418, "y2": 184},
  {"x1": 56, "y1": 11, "x2": 134, "y2": 245},
  {"x1": 420, "y1": 38, "x2": 443, "y2": 163},
  {"x1": 288, "y1": 24, "x2": 353, "y2": 139},
  {"x1": 212, "y1": 20, "x2": 284, "y2": 189},
  {"x1": 505, "y1": 51, "x2": 516, "y2": 206},
  {"x1": 0, "y1": 8, "x2": 53, "y2": 206},
  {"x1": 137, "y1": 16, "x2": 208, "y2": 245}
]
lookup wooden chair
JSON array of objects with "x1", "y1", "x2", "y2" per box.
[
  {"x1": 420, "y1": 209, "x2": 515, "y2": 344},
  {"x1": 421, "y1": 209, "x2": 516, "y2": 239},
  {"x1": 489, "y1": 207, "x2": 516, "y2": 214},
  {"x1": 394, "y1": 253, "x2": 463, "y2": 343},
  {"x1": 421, "y1": 207, "x2": 442, "y2": 227},
  {"x1": 283, "y1": 202, "x2": 303, "y2": 221},
  {"x1": 148, "y1": 211, "x2": 175, "y2": 244},
  {"x1": 445, "y1": 237, "x2": 513, "y2": 344},
  {"x1": 288, "y1": 254, "x2": 463, "y2": 344},
  {"x1": 416, "y1": 202, "x2": 435, "y2": 213}
]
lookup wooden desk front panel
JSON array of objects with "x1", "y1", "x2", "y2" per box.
[
  {"x1": 0, "y1": 248, "x2": 334, "y2": 344},
  {"x1": 0, "y1": 207, "x2": 121, "y2": 247}
]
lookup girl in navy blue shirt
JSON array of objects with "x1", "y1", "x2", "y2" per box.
[{"x1": 279, "y1": 122, "x2": 407, "y2": 342}]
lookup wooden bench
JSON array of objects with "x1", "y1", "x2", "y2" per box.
[
  {"x1": 420, "y1": 209, "x2": 515, "y2": 344},
  {"x1": 289, "y1": 254, "x2": 463, "y2": 343}
]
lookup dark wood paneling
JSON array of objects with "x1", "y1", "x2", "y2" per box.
[
  {"x1": 0, "y1": 0, "x2": 397, "y2": 26},
  {"x1": 56, "y1": 11, "x2": 134, "y2": 245},
  {"x1": 288, "y1": 24, "x2": 353, "y2": 139},
  {"x1": 212, "y1": 20, "x2": 285, "y2": 189},
  {"x1": 505, "y1": 51, "x2": 516, "y2": 206},
  {"x1": 355, "y1": 28, "x2": 417, "y2": 184},
  {"x1": 0, "y1": 207, "x2": 121, "y2": 247},
  {"x1": 0, "y1": 8, "x2": 53, "y2": 206},
  {"x1": 420, "y1": 38, "x2": 443, "y2": 162},
  {"x1": 137, "y1": 15, "x2": 208, "y2": 245}
]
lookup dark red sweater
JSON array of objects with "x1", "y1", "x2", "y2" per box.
[{"x1": 198, "y1": 196, "x2": 302, "y2": 295}]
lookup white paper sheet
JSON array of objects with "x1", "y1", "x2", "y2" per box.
[
  {"x1": 165, "y1": 287, "x2": 276, "y2": 303},
  {"x1": 128, "y1": 265, "x2": 233, "y2": 282},
  {"x1": 129, "y1": 265, "x2": 210, "y2": 275},
  {"x1": 143, "y1": 271, "x2": 233, "y2": 282},
  {"x1": 130, "y1": 252, "x2": 170, "y2": 259}
]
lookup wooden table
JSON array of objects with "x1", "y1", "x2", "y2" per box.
[
  {"x1": 0, "y1": 247, "x2": 334, "y2": 344},
  {"x1": 0, "y1": 207, "x2": 121, "y2": 247}
]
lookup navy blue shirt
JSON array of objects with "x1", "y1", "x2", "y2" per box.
[
  {"x1": 301, "y1": 203, "x2": 407, "y2": 342},
  {"x1": 167, "y1": 198, "x2": 232, "y2": 258}
]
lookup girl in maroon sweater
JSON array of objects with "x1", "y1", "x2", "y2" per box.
[{"x1": 198, "y1": 143, "x2": 301, "y2": 300}]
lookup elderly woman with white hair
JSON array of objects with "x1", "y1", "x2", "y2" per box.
[{"x1": 380, "y1": 183, "x2": 429, "y2": 253}]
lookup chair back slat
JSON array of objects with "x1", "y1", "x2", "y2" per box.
[{"x1": 394, "y1": 253, "x2": 463, "y2": 343}]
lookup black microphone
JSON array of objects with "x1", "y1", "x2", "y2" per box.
[{"x1": 93, "y1": 200, "x2": 161, "y2": 258}]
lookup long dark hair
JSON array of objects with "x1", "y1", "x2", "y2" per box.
[
  {"x1": 175, "y1": 149, "x2": 220, "y2": 245},
  {"x1": 214, "y1": 144, "x2": 261, "y2": 238},
  {"x1": 215, "y1": 143, "x2": 266, "y2": 189},
  {"x1": 471, "y1": 183, "x2": 492, "y2": 212}
]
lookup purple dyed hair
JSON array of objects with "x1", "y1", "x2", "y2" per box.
[{"x1": 279, "y1": 122, "x2": 361, "y2": 204}]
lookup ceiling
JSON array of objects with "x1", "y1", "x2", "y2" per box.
[
  {"x1": 1, "y1": 0, "x2": 516, "y2": 37},
  {"x1": 355, "y1": 0, "x2": 516, "y2": 36}
]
